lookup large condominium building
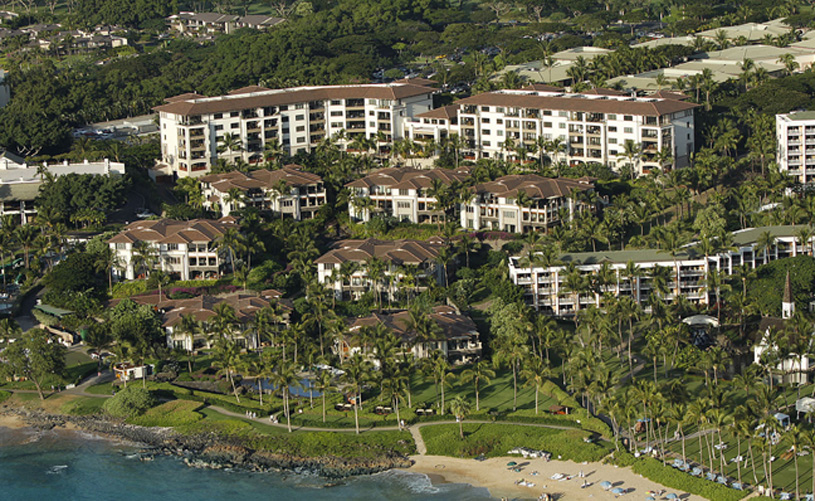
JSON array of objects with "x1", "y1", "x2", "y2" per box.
[
  {"x1": 340, "y1": 305, "x2": 482, "y2": 364},
  {"x1": 0, "y1": 156, "x2": 125, "y2": 225},
  {"x1": 346, "y1": 166, "x2": 470, "y2": 224},
  {"x1": 200, "y1": 165, "x2": 326, "y2": 219},
  {"x1": 153, "y1": 82, "x2": 435, "y2": 177},
  {"x1": 509, "y1": 225, "x2": 813, "y2": 316},
  {"x1": 462, "y1": 174, "x2": 594, "y2": 232},
  {"x1": 776, "y1": 111, "x2": 815, "y2": 184},
  {"x1": 411, "y1": 87, "x2": 696, "y2": 175},
  {"x1": 108, "y1": 217, "x2": 237, "y2": 281},
  {"x1": 315, "y1": 238, "x2": 443, "y2": 301}
]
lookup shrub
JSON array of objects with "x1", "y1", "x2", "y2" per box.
[
  {"x1": 102, "y1": 386, "x2": 156, "y2": 418},
  {"x1": 631, "y1": 457, "x2": 748, "y2": 501},
  {"x1": 60, "y1": 397, "x2": 106, "y2": 416},
  {"x1": 128, "y1": 399, "x2": 204, "y2": 427},
  {"x1": 0, "y1": 390, "x2": 10, "y2": 404}
]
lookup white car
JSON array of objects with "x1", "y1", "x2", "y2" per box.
[{"x1": 136, "y1": 209, "x2": 155, "y2": 219}]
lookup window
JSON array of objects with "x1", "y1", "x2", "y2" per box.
[
  {"x1": 624, "y1": 127, "x2": 633, "y2": 134},
  {"x1": 543, "y1": 110, "x2": 552, "y2": 116},
  {"x1": 482, "y1": 140, "x2": 491, "y2": 147},
  {"x1": 330, "y1": 100, "x2": 341, "y2": 105},
  {"x1": 282, "y1": 128, "x2": 289, "y2": 134},
  {"x1": 189, "y1": 258, "x2": 197, "y2": 266},
  {"x1": 167, "y1": 257, "x2": 181, "y2": 265},
  {"x1": 369, "y1": 111, "x2": 375, "y2": 116},
  {"x1": 543, "y1": 122, "x2": 552, "y2": 128},
  {"x1": 503, "y1": 211, "x2": 516, "y2": 219},
  {"x1": 295, "y1": 114, "x2": 304, "y2": 121},
  {"x1": 296, "y1": 125, "x2": 305, "y2": 132},
  {"x1": 282, "y1": 200, "x2": 294, "y2": 207},
  {"x1": 282, "y1": 116, "x2": 289, "y2": 122},
  {"x1": 369, "y1": 122, "x2": 376, "y2": 127},
  {"x1": 214, "y1": 125, "x2": 223, "y2": 131},
  {"x1": 497, "y1": 119, "x2": 503, "y2": 124},
  {"x1": 397, "y1": 201, "x2": 410, "y2": 209},
  {"x1": 496, "y1": 107, "x2": 505, "y2": 113},
  {"x1": 115, "y1": 243, "x2": 126, "y2": 250},
  {"x1": 607, "y1": 114, "x2": 616, "y2": 120},
  {"x1": 481, "y1": 117, "x2": 490, "y2": 124},
  {"x1": 230, "y1": 111, "x2": 239, "y2": 117},
  {"x1": 280, "y1": 105, "x2": 288, "y2": 111},
  {"x1": 331, "y1": 122, "x2": 342, "y2": 128},
  {"x1": 481, "y1": 106, "x2": 490, "y2": 112},
  {"x1": 624, "y1": 115, "x2": 633, "y2": 121},
  {"x1": 295, "y1": 104, "x2": 304, "y2": 109},
  {"x1": 558, "y1": 111, "x2": 567, "y2": 117},
  {"x1": 482, "y1": 129, "x2": 491, "y2": 135},
  {"x1": 559, "y1": 123, "x2": 566, "y2": 129},
  {"x1": 608, "y1": 126, "x2": 617, "y2": 132},
  {"x1": 399, "y1": 189, "x2": 408, "y2": 196},
  {"x1": 230, "y1": 123, "x2": 239, "y2": 129},
  {"x1": 297, "y1": 137, "x2": 305, "y2": 143},
  {"x1": 609, "y1": 138, "x2": 617, "y2": 144},
  {"x1": 497, "y1": 130, "x2": 504, "y2": 136},
  {"x1": 214, "y1": 113, "x2": 223, "y2": 119},
  {"x1": 368, "y1": 99, "x2": 377, "y2": 105},
  {"x1": 330, "y1": 111, "x2": 343, "y2": 117}
]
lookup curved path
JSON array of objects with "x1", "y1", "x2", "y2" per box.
[{"x1": 207, "y1": 405, "x2": 577, "y2": 455}]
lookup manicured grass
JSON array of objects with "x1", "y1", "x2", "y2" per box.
[
  {"x1": 59, "y1": 396, "x2": 106, "y2": 416},
  {"x1": 422, "y1": 423, "x2": 611, "y2": 462},
  {"x1": 0, "y1": 390, "x2": 10, "y2": 404},
  {"x1": 128, "y1": 400, "x2": 204, "y2": 427}
]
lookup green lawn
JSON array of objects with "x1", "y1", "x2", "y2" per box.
[
  {"x1": 421, "y1": 422, "x2": 611, "y2": 462},
  {"x1": 59, "y1": 396, "x2": 106, "y2": 416}
]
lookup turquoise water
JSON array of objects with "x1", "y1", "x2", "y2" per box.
[{"x1": 0, "y1": 426, "x2": 493, "y2": 500}]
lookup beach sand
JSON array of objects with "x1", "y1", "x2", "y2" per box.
[
  {"x1": 0, "y1": 413, "x2": 27, "y2": 429},
  {"x1": 404, "y1": 455, "x2": 706, "y2": 500}
]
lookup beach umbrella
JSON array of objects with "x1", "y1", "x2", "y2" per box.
[
  {"x1": 611, "y1": 487, "x2": 625, "y2": 494},
  {"x1": 506, "y1": 461, "x2": 517, "y2": 467},
  {"x1": 666, "y1": 494, "x2": 678, "y2": 500},
  {"x1": 600, "y1": 481, "x2": 612, "y2": 489}
]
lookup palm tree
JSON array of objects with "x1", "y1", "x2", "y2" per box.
[
  {"x1": 270, "y1": 359, "x2": 299, "y2": 432},
  {"x1": 619, "y1": 140, "x2": 643, "y2": 180},
  {"x1": 213, "y1": 338, "x2": 243, "y2": 403},
  {"x1": 433, "y1": 354, "x2": 456, "y2": 415},
  {"x1": 15, "y1": 225, "x2": 38, "y2": 269},
  {"x1": 216, "y1": 227, "x2": 245, "y2": 275},
  {"x1": 151, "y1": 269, "x2": 171, "y2": 301},
  {"x1": 786, "y1": 424, "x2": 805, "y2": 500},
  {"x1": 381, "y1": 367, "x2": 409, "y2": 430},
  {"x1": 448, "y1": 396, "x2": 470, "y2": 439},
  {"x1": 494, "y1": 333, "x2": 529, "y2": 411},
  {"x1": 460, "y1": 360, "x2": 495, "y2": 411},
  {"x1": 343, "y1": 354, "x2": 373, "y2": 434},
  {"x1": 217, "y1": 132, "x2": 243, "y2": 159},
  {"x1": 778, "y1": 53, "x2": 800, "y2": 76},
  {"x1": 176, "y1": 313, "x2": 203, "y2": 373},
  {"x1": 314, "y1": 369, "x2": 334, "y2": 423},
  {"x1": 131, "y1": 240, "x2": 158, "y2": 279},
  {"x1": 521, "y1": 356, "x2": 551, "y2": 414}
]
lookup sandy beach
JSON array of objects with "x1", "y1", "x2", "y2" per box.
[
  {"x1": 404, "y1": 455, "x2": 706, "y2": 500},
  {"x1": 0, "y1": 413, "x2": 27, "y2": 429}
]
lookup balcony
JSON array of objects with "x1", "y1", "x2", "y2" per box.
[
  {"x1": 189, "y1": 128, "x2": 205, "y2": 138},
  {"x1": 345, "y1": 99, "x2": 364, "y2": 108},
  {"x1": 346, "y1": 110, "x2": 365, "y2": 119}
]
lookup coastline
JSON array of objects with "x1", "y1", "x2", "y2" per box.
[{"x1": 403, "y1": 455, "x2": 707, "y2": 501}]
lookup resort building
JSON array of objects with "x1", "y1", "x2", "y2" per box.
[
  {"x1": 0, "y1": 157, "x2": 125, "y2": 225},
  {"x1": 753, "y1": 273, "x2": 810, "y2": 384},
  {"x1": 117, "y1": 290, "x2": 290, "y2": 351},
  {"x1": 315, "y1": 238, "x2": 444, "y2": 301},
  {"x1": 338, "y1": 305, "x2": 482, "y2": 364},
  {"x1": 153, "y1": 82, "x2": 435, "y2": 177},
  {"x1": 416, "y1": 87, "x2": 697, "y2": 175},
  {"x1": 167, "y1": 12, "x2": 284, "y2": 36},
  {"x1": 108, "y1": 217, "x2": 237, "y2": 281},
  {"x1": 461, "y1": 174, "x2": 595, "y2": 232},
  {"x1": 345, "y1": 167, "x2": 470, "y2": 223},
  {"x1": 509, "y1": 225, "x2": 815, "y2": 316},
  {"x1": 200, "y1": 165, "x2": 326, "y2": 218},
  {"x1": 776, "y1": 111, "x2": 815, "y2": 184}
]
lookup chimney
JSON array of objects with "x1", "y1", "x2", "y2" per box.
[{"x1": 782, "y1": 270, "x2": 795, "y2": 319}]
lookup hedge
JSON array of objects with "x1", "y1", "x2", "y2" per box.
[
  {"x1": 128, "y1": 400, "x2": 205, "y2": 427},
  {"x1": 421, "y1": 423, "x2": 611, "y2": 463},
  {"x1": 632, "y1": 457, "x2": 748, "y2": 501}
]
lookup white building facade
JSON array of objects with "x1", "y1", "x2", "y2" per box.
[
  {"x1": 776, "y1": 111, "x2": 815, "y2": 185},
  {"x1": 154, "y1": 83, "x2": 435, "y2": 177}
]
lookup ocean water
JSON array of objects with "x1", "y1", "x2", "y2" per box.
[{"x1": 0, "y1": 426, "x2": 493, "y2": 501}]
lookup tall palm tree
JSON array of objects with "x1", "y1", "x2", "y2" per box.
[
  {"x1": 131, "y1": 240, "x2": 158, "y2": 279},
  {"x1": 216, "y1": 227, "x2": 245, "y2": 275},
  {"x1": 433, "y1": 354, "x2": 456, "y2": 415},
  {"x1": 460, "y1": 359, "x2": 495, "y2": 411},
  {"x1": 213, "y1": 338, "x2": 243, "y2": 403},
  {"x1": 176, "y1": 313, "x2": 203, "y2": 373},
  {"x1": 15, "y1": 225, "x2": 38, "y2": 269},
  {"x1": 494, "y1": 333, "x2": 529, "y2": 411},
  {"x1": 448, "y1": 396, "x2": 470, "y2": 439},
  {"x1": 521, "y1": 356, "x2": 551, "y2": 414},
  {"x1": 343, "y1": 353, "x2": 373, "y2": 434},
  {"x1": 271, "y1": 359, "x2": 299, "y2": 432},
  {"x1": 314, "y1": 370, "x2": 334, "y2": 423}
]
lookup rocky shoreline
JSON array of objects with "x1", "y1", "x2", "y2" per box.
[{"x1": 2, "y1": 408, "x2": 413, "y2": 479}]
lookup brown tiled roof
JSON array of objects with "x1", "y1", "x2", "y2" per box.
[
  {"x1": 345, "y1": 167, "x2": 468, "y2": 191},
  {"x1": 456, "y1": 90, "x2": 698, "y2": 117},
  {"x1": 228, "y1": 85, "x2": 271, "y2": 95},
  {"x1": 348, "y1": 305, "x2": 478, "y2": 345},
  {"x1": 201, "y1": 165, "x2": 321, "y2": 194},
  {"x1": 166, "y1": 92, "x2": 206, "y2": 103},
  {"x1": 472, "y1": 174, "x2": 593, "y2": 199},
  {"x1": 648, "y1": 90, "x2": 690, "y2": 101},
  {"x1": 315, "y1": 238, "x2": 441, "y2": 266},
  {"x1": 116, "y1": 292, "x2": 286, "y2": 328},
  {"x1": 153, "y1": 83, "x2": 435, "y2": 117},
  {"x1": 107, "y1": 217, "x2": 236, "y2": 245},
  {"x1": 415, "y1": 104, "x2": 459, "y2": 120}
]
